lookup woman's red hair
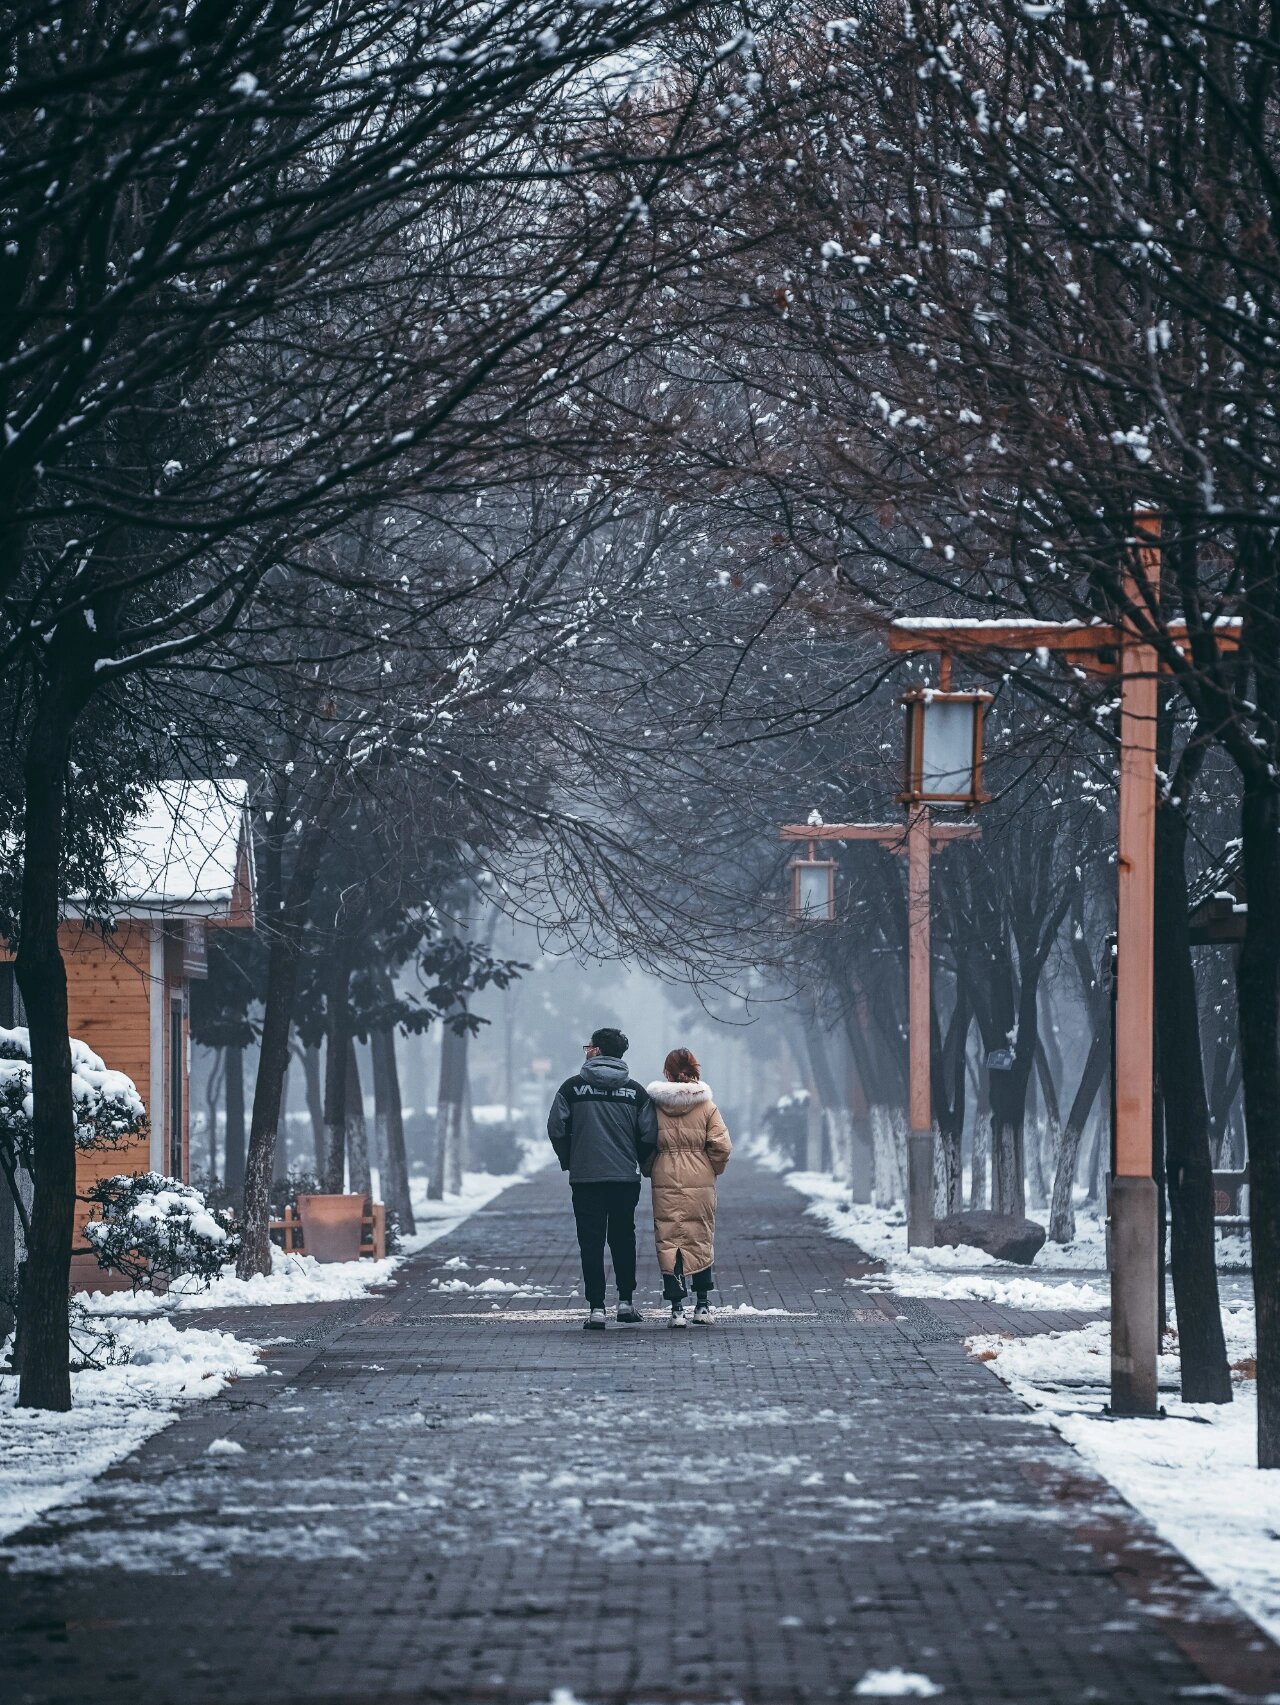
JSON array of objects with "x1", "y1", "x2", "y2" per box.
[{"x1": 664, "y1": 1047, "x2": 701, "y2": 1083}]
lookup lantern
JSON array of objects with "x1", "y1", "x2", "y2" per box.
[
  {"x1": 900, "y1": 688, "x2": 992, "y2": 807},
  {"x1": 790, "y1": 846, "x2": 836, "y2": 923}
]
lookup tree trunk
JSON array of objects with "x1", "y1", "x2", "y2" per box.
[
  {"x1": 1237, "y1": 771, "x2": 1280, "y2": 1463},
  {"x1": 1155, "y1": 744, "x2": 1231, "y2": 1403},
  {"x1": 223, "y1": 1044, "x2": 246, "y2": 1197},
  {"x1": 345, "y1": 1037, "x2": 371, "y2": 1198},
  {"x1": 239, "y1": 811, "x2": 331, "y2": 1276},
  {"x1": 322, "y1": 945, "x2": 355, "y2": 1193},
  {"x1": 970, "y1": 1075, "x2": 990, "y2": 1210},
  {"x1": 989, "y1": 1062, "x2": 1029, "y2": 1216},
  {"x1": 1049, "y1": 1027, "x2": 1108, "y2": 1244},
  {"x1": 204, "y1": 1049, "x2": 224, "y2": 1180},
  {"x1": 371, "y1": 1025, "x2": 416, "y2": 1234},
  {"x1": 303, "y1": 1045, "x2": 324, "y2": 1172},
  {"x1": 273, "y1": 1051, "x2": 291, "y2": 1187},
  {"x1": 14, "y1": 686, "x2": 83, "y2": 1411},
  {"x1": 871, "y1": 1105, "x2": 898, "y2": 1206},
  {"x1": 431, "y1": 1015, "x2": 468, "y2": 1199}
]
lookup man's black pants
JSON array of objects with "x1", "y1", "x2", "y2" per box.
[{"x1": 570, "y1": 1180, "x2": 641, "y2": 1307}]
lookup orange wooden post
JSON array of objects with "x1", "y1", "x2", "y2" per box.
[
  {"x1": 780, "y1": 817, "x2": 978, "y2": 1241},
  {"x1": 1110, "y1": 514, "x2": 1161, "y2": 1415},
  {"x1": 884, "y1": 510, "x2": 1164, "y2": 1414},
  {"x1": 906, "y1": 805, "x2": 935, "y2": 1247}
]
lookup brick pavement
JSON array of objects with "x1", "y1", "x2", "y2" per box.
[{"x1": 1, "y1": 1157, "x2": 1275, "y2": 1705}]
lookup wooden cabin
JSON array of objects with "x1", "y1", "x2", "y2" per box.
[{"x1": 0, "y1": 781, "x2": 253, "y2": 1292}]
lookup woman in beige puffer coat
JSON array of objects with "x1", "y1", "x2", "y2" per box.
[{"x1": 645, "y1": 1047, "x2": 731, "y2": 1326}]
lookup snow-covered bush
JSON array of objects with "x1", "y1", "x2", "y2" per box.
[
  {"x1": 84, "y1": 1173, "x2": 240, "y2": 1290},
  {"x1": 0, "y1": 1024, "x2": 147, "y2": 1171}
]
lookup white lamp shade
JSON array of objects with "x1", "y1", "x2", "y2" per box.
[
  {"x1": 920, "y1": 697, "x2": 978, "y2": 798},
  {"x1": 792, "y1": 861, "x2": 835, "y2": 922},
  {"x1": 902, "y1": 689, "x2": 990, "y2": 805}
]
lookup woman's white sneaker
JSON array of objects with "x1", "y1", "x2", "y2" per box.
[
  {"x1": 692, "y1": 1300, "x2": 713, "y2": 1325},
  {"x1": 670, "y1": 1304, "x2": 688, "y2": 1328}
]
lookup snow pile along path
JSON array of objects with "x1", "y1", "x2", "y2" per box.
[
  {"x1": 971, "y1": 1302, "x2": 1280, "y2": 1644},
  {"x1": 79, "y1": 1167, "x2": 540, "y2": 1317},
  {"x1": 777, "y1": 1165, "x2": 1109, "y2": 1309},
  {"x1": 0, "y1": 1316, "x2": 261, "y2": 1544}
]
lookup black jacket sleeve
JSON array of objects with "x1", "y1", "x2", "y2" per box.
[
  {"x1": 635, "y1": 1083, "x2": 658, "y2": 1173},
  {"x1": 547, "y1": 1077, "x2": 577, "y2": 1171}
]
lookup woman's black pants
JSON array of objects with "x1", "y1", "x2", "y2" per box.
[
  {"x1": 570, "y1": 1180, "x2": 641, "y2": 1307},
  {"x1": 661, "y1": 1254, "x2": 713, "y2": 1303}
]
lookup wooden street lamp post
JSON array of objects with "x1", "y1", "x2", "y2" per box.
[
  {"x1": 782, "y1": 815, "x2": 979, "y2": 1247},
  {"x1": 886, "y1": 519, "x2": 1167, "y2": 1414}
]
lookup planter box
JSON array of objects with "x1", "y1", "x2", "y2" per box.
[
  {"x1": 294, "y1": 1193, "x2": 368, "y2": 1264},
  {"x1": 272, "y1": 1198, "x2": 386, "y2": 1261}
]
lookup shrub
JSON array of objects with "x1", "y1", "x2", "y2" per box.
[
  {"x1": 0, "y1": 1024, "x2": 147, "y2": 1172},
  {"x1": 85, "y1": 1172, "x2": 241, "y2": 1290}
]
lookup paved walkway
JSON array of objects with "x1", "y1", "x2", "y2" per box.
[{"x1": 1, "y1": 1158, "x2": 1276, "y2": 1705}]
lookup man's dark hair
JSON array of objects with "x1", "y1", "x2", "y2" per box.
[{"x1": 591, "y1": 1026, "x2": 629, "y2": 1058}]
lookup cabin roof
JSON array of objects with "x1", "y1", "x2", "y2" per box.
[{"x1": 95, "y1": 780, "x2": 254, "y2": 921}]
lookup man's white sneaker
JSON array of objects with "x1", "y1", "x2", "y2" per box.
[
  {"x1": 692, "y1": 1300, "x2": 713, "y2": 1325},
  {"x1": 670, "y1": 1304, "x2": 688, "y2": 1328},
  {"x1": 583, "y1": 1308, "x2": 607, "y2": 1331},
  {"x1": 616, "y1": 1300, "x2": 642, "y2": 1324}
]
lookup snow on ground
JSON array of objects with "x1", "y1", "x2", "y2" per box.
[
  {"x1": 779, "y1": 1167, "x2": 1110, "y2": 1309},
  {"x1": 0, "y1": 1316, "x2": 261, "y2": 1543},
  {"x1": 855, "y1": 1670, "x2": 945, "y2": 1699},
  {"x1": 80, "y1": 1166, "x2": 542, "y2": 1318},
  {"x1": 972, "y1": 1302, "x2": 1280, "y2": 1645}
]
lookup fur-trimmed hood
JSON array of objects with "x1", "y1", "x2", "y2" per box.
[{"x1": 645, "y1": 1078, "x2": 712, "y2": 1112}]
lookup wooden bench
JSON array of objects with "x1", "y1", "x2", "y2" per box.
[{"x1": 270, "y1": 1200, "x2": 387, "y2": 1261}]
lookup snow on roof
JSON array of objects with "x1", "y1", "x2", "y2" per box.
[
  {"x1": 892, "y1": 616, "x2": 1101, "y2": 631},
  {"x1": 94, "y1": 780, "x2": 252, "y2": 917}
]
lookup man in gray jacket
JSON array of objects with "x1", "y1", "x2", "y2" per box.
[{"x1": 547, "y1": 1026, "x2": 658, "y2": 1329}]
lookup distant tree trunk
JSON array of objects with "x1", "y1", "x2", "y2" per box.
[
  {"x1": 1208, "y1": 1037, "x2": 1242, "y2": 1166},
  {"x1": 1086, "y1": 1095, "x2": 1108, "y2": 1205},
  {"x1": 371, "y1": 1024, "x2": 415, "y2": 1233},
  {"x1": 935, "y1": 986, "x2": 970, "y2": 1215},
  {"x1": 224, "y1": 1045, "x2": 246, "y2": 1197},
  {"x1": 273, "y1": 1051, "x2": 291, "y2": 1188},
  {"x1": 1049, "y1": 1028, "x2": 1108, "y2": 1243},
  {"x1": 431, "y1": 1017, "x2": 469, "y2": 1199},
  {"x1": 241, "y1": 804, "x2": 336, "y2": 1274},
  {"x1": 322, "y1": 942, "x2": 356, "y2": 1193},
  {"x1": 451, "y1": 1068, "x2": 469, "y2": 1195},
  {"x1": 970, "y1": 1074, "x2": 990, "y2": 1210},
  {"x1": 345, "y1": 1037, "x2": 371, "y2": 1198},
  {"x1": 204, "y1": 1049, "x2": 225, "y2": 1180},
  {"x1": 989, "y1": 1059, "x2": 1029, "y2": 1216},
  {"x1": 303, "y1": 1045, "x2": 324, "y2": 1172},
  {"x1": 1155, "y1": 731, "x2": 1231, "y2": 1403}
]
